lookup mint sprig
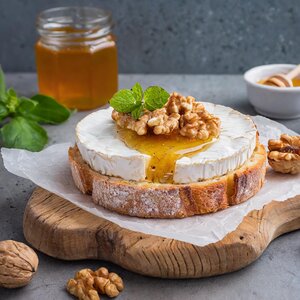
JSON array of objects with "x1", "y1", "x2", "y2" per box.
[
  {"x1": 109, "y1": 83, "x2": 169, "y2": 120},
  {"x1": 0, "y1": 65, "x2": 71, "y2": 151},
  {"x1": 131, "y1": 105, "x2": 144, "y2": 120},
  {"x1": 144, "y1": 86, "x2": 170, "y2": 111},
  {"x1": 109, "y1": 89, "x2": 137, "y2": 113},
  {"x1": 131, "y1": 82, "x2": 143, "y2": 104}
]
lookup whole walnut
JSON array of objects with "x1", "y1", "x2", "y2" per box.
[
  {"x1": 268, "y1": 134, "x2": 300, "y2": 174},
  {"x1": 0, "y1": 240, "x2": 39, "y2": 288}
]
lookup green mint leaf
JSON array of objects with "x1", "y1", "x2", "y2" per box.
[
  {"x1": 131, "y1": 82, "x2": 143, "y2": 104},
  {"x1": 144, "y1": 86, "x2": 169, "y2": 111},
  {"x1": 7, "y1": 87, "x2": 17, "y2": 97},
  {"x1": 131, "y1": 104, "x2": 144, "y2": 120},
  {"x1": 0, "y1": 65, "x2": 6, "y2": 100},
  {"x1": 110, "y1": 89, "x2": 137, "y2": 113},
  {"x1": 5, "y1": 88, "x2": 20, "y2": 113},
  {"x1": 0, "y1": 102, "x2": 9, "y2": 121},
  {"x1": 28, "y1": 94, "x2": 71, "y2": 124},
  {"x1": 0, "y1": 116, "x2": 48, "y2": 151},
  {"x1": 16, "y1": 97, "x2": 38, "y2": 116}
]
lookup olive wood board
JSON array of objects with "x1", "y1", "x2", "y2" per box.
[{"x1": 23, "y1": 187, "x2": 300, "y2": 279}]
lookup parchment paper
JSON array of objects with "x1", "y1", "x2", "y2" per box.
[{"x1": 1, "y1": 116, "x2": 299, "y2": 246}]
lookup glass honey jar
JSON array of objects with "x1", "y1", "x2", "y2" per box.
[{"x1": 36, "y1": 7, "x2": 118, "y2": 110}]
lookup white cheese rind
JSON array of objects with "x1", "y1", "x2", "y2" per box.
[
  {"x1": 76, "y1": 104, "x2": 257, "y2": 183},
  {"x1": 76, "y1": 109, "x2": 151, "y2": 181},
  {"x1": 174, "y1": 103, "x2": 257, "y2": 183}
]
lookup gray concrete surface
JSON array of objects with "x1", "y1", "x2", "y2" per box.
[
  {"x1": 0, "y1": 73, "x2": 299, "y2": 299},
  {"x1": 1, "y1": 0, "x2": 300, "y2": 73}
]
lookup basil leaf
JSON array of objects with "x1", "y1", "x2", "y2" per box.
[
  {"x1": 16, "y1": 97, "x2": 38, "y2": 116},
  {"x1": 0, "y1": 65, "x2": 5, "y2": 100},
  {"x1": 144, "y1": 86, "x2": 169, "y2": 111},
  {"x1": 131, "y1": 104, "x2": 144, "y2": 120},
  {"x1": 131, "y1": 82, "x2": 143, "y2": 104},
  {"x1": 109, "y1": 89, "x2": 137, "y2": 113},
  {"x1": 28, "y1": 94, "x2": 70, "y2": 124},
  {"x1": 0, "y1": 117, "x2": 48, "y2": 151},
  {"x1": 0, "y1": 102, "x2": 9, "y2": 121},
  {"x1": 5, "y1": 88, "x2": 20, "y2": 113}
]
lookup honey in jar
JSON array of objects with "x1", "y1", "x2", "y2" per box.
[{"x1": 36, "y1": 7, "x2": 118, "y2": 110}]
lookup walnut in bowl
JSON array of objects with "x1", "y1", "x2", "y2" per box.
[{"x1": 268, "y1": 134, "x2": 300, "y2": 174}]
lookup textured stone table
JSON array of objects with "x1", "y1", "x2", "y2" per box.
[{"x1": 0, "y1": 74, "x2": 299, "y2": 300}]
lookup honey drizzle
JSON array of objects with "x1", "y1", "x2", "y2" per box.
[{"x1": 116, "y1": 127, "x2": 216, "y2": 183}]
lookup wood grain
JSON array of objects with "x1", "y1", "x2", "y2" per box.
[{"x1": 23, "y1": 188, "x2": 300, "y2": 278}]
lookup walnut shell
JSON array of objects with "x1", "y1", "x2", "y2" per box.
[
  {"x1": 0, "y1": 240, "x2": 39, "y2": 288},
  {"x1": 268, "y1": 159, "x2": 300, "y2": 174}
]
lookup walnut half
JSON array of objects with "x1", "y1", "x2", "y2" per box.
[
  {"x1": 268, "y1": 134, "x2": 300, "y2": 174},
  {"x1": 67, "y1": 267, "x2": 124, "y2": 300},
  {"x1": 0, "y1": 240, "x2": 39, "y2": 288},
  {"x1": 112, "y1": 92, "x2": 221, "y2": 140}
]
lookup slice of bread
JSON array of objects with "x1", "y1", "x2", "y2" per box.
[{"x1": 69, "y1": 143, "x2": 266, "y2": 219}]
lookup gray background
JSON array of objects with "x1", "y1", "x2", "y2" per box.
[{"x1": 0, "y1": 0, "x2": 300, "y2": 73}]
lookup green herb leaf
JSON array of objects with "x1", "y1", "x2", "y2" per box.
[
  {"x1": 131, "y1": 82, "x2": 143, "y2": 104},
  {"x1": 131, "y1": 104, "x2": 144, "y2": 120},
  {"x1": 0, "y1": 102, "x2": 9, "y2": 121},
  {"x1": 0, "y1": 68, "x2": 72, "y2": 152},
  {"x1": 5, "y1": 88, "x2": 20, "y2": 113},
  {"x1": 109, "y1": 89, "x2": 137, "y2": 113},
  {"x1": 27, "y1": 94, "x2": 71, "y2": 124},
  {"x1": 0, "y1": 116, "x2": 48, "y2": 151},
  {"x1": 144, "y1": 86, "x2": 169, "y2": 111},
  {"x1": 0, "y1": 66, "x2": 6, "y2": 100},
  {"x1": 16, "y1": 97, "x2": 38, "y2": 116}
]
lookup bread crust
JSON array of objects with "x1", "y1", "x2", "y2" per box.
[{"x1": 69, "y1": 144, "x2": 267, "y2": 219}]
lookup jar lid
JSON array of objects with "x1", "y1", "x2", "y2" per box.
[{"x1": 37, "y1": 7, "x2": 113, "y2": 40}]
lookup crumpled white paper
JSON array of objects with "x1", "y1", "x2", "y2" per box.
[{"x1": 1, "y1": 116, "x2": 299, "y2": 246}]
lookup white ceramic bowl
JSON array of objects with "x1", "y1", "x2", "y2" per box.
[{"x1": 244, "y1": 64, "x2": 300, "y2": 119}]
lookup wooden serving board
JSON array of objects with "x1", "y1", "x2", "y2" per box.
[{"x1": 23, "y1": 188, "x2": 300, "y2": 279}]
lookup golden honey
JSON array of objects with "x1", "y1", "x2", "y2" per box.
[
  {"x1": 117, "y1": 127, "x2": 215, "y2": 183},
  {"x1": 36, "y1": 38, "x2": 118, "y2": 110},
  {"x1": 36, "y1": 7, "x2": 118, "y2": 110}
]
